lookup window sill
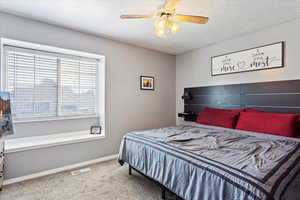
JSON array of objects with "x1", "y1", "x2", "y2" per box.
[
  {"x1": 4, "y1": 131, "x2": 105, "y2": 153},
  {"x1": 13, "y1": 115, "x2": 99, "y2": 124}
]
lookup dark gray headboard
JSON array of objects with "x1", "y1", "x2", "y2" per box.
[{"x1": 184, "y1": 79, "x2": 300, "y2": 118}]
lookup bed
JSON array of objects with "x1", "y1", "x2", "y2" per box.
[
  {"x1": 118, "y1": 80, "x2": 300, "y2": 200},
  {"x1": 118, "y1": 123, "x2": 300, "y2": 200}
]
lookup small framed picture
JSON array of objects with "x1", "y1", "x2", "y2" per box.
[
  {"x1": 90, "y1": 126, "x2": 102, "y2": 135},
  {"x1": 140, "y1": 76, "x2": 154, "y2": 90},
  {"x1": 0, "y1": 92, "x2": 14, "y2": 137}
]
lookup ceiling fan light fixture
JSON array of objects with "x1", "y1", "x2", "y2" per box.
[
  {"x1": 154, "y1": 15, "x2": 180, "y2": 37},
  {"x1": 120, "y1": 0, "x2": 208, "y2": 38},
  {"x1": 170, "y1": 22, "x2": 180, "y2": 34},
  {"x1": 155, "y1": 17, "x2": 167, "y2": 29},
  {"x1": 155, "y1": 28, "x2": 166, "y2": 38}
]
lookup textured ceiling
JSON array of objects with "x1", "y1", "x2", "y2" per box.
[{"x1": 0, "y1": 0, "x2": 300, "y2": 55}]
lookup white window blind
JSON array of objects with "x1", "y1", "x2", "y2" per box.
[{"x1": 4, "y1": 45, "x2": 99, "y2": 120}]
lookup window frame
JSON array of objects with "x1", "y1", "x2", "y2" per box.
[{"x1": 0, "y1": 38, "x2": 105, "y2": 127}]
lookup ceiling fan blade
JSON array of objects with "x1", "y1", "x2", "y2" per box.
[
  {"x1": 120, "y1": 14, "x2": 153, "y2": 19},
  {"x1": 163, "y1": 0, "x2": 181, "y2": 10},
  {"x1": 175, "y1": 14, "x2": 209, "y2": 24}
]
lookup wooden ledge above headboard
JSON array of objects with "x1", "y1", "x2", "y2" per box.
[{"x1": 184, "y1": 79, "x2": 300, "y2": 119}]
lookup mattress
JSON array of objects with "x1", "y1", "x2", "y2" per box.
[{"x1": 118, "y1": 123, "x2": 300, "y2": 200}]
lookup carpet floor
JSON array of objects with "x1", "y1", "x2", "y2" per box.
[{"x1": 1, "y1": 160, "x2": 179, "y2": 200}]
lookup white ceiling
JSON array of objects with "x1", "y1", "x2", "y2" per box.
[{"x1": 0, "y1": 0, "x2": 300, "y2": 55}]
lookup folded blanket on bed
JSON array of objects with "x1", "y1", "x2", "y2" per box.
[{"x1": 119, "y1": 124, "x2": 300, "y2": 200}]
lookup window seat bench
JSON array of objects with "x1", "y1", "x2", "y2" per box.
[{"x1": 4, "y1": 131, "x2": 104, "y2": 153}]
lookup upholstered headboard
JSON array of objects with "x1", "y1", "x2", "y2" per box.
[{"x1": 184, "y1": 79, "x2": 300, "y2": 121}]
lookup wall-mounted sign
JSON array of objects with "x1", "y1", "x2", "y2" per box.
[{"x1": 211, "y1": 42, "x2": 284, "y2": 76}]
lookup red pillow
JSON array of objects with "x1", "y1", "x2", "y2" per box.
[
  {"x1": 204, "y1": 107, "x2": 242, "y2": 114},
  {"x1": 236, "y1": 112, "x2": 297, "y2": 137},
  {"x1": 196, "y1": 108, "x2": 240, "y2": 129},
  {"x1": 245, "y1": 109, "x2": 300, "y2": 137},
  {"x1": 296, "y1": 116, "x2": 300, "y2": 136},
  {"x1": 244, "y1": 108, "x2": 263, "y2": 113}
]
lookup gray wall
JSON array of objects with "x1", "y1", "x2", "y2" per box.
[
  {"x1": 0, "y1": 12, "x2": 176, "y2": 179},
  {"x1": 176, "y1": 19, "x2": 300, "y2": 124}
]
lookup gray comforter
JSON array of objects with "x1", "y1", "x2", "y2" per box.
[{"x1": 118, "y1": 123, "x2": 300, "y2": 200}]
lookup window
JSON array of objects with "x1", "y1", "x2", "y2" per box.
[{"x1": 1, "y1": 39, "x2": 105, "y2": 123}]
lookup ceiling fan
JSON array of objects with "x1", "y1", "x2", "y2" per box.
[{"x1": 120, "y1": 0, "x2": 209, "y2": 38}]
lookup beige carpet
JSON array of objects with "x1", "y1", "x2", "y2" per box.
[{"x1": 1, "y1": 160, "x2": 179, "y2": 200}]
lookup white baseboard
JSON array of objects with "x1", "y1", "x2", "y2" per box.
[{"x1": 3, "y1": 154, "x2": 118, "y2": 185}]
